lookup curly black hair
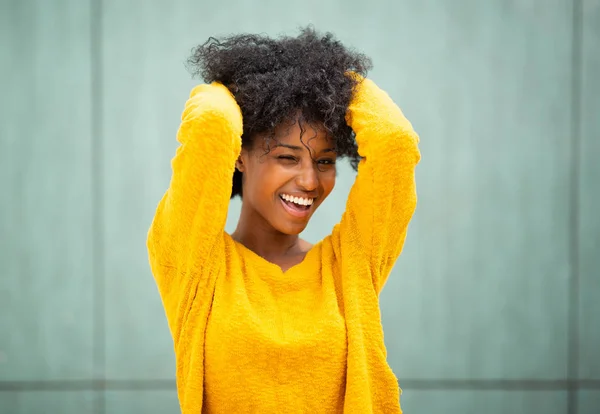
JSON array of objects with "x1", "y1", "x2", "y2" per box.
[{"x1": 186, "y1": 26, "x2": 372, "y2": 198}]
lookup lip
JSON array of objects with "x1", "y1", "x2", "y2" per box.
[{"x1": 279, "y1": 196, "x2": 313, "y2": 219}]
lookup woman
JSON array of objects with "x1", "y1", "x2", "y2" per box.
[{"x1": 147, "y1": 27, "x2": 420, "y2": 413}]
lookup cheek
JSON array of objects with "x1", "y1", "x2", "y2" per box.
[
  {"x1": 320, "y1": 170, "x2": 336, "y2": 198},
  {"x1": 245, "y1": 162, "x2": 287, "y2": 202}
]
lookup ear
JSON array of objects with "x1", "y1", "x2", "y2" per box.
[{"x1": 235, "y1": 152, "x2": 246, "y2": 173}]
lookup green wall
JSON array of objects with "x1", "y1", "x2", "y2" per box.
[{"x1": 1, "y1": 0, "x2": 598, "y2": 412}]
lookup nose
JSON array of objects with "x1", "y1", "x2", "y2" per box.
[{"x1": 295, "y1": 161, "x2": 319, "y2": 192}]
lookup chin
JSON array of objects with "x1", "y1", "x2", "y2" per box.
[{"x1": 276, "y1": 220, "x2": 309, "y2": 236}]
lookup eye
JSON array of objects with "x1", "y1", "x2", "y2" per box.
[
  {"x1": 317, "y1": 158, "x2": 336, "y2": 165},
  {"x1": 277, "y1": 155, "x2": 298, "y2": 163}
]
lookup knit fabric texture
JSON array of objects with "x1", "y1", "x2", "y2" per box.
[{"x1": 147, "y1": 77, "x2": 420, "y2": 413}]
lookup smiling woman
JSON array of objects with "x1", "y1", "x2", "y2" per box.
[
  {"x1": 234, "y1": 118, "x2": 337, "y2": 242},
  {"x1": 147, "y1": 26, "x2": 420, "y2": 413}
]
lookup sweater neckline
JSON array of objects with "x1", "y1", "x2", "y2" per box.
[{"x1": 225, "y1": 232, "x2": 324, "y2": 276}]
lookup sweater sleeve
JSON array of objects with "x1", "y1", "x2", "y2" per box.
[
  {"x1": 147, "y1": 83, "x2": 242, "y2": 338},
  {"x1": 335, "y1": 77, "x2": 420, "y2": 293}
]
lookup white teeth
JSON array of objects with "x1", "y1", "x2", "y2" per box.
[{"x1": 281, "y1": 194, "x2": 314, "y2": 206}]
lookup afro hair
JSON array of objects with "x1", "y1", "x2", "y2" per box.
[{"x1": 186, "y1": 26, "x2": 372, "y2": 198}]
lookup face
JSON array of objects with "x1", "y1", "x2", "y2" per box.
[{"x1": 236, "y1": 118, "x2": 337, "y2": 235}]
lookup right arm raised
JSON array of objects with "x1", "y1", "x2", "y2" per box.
[{"x1": 147, "y1": 83, "x2": 242, "y2": 336}]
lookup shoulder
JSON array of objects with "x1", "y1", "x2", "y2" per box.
[{"x1": 298, "y1": 238, "x2": 314, "y2": 254}]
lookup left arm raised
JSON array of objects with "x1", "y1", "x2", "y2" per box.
[{"x1": 335, "y1": 76, "x2": 421, "y2": 293}]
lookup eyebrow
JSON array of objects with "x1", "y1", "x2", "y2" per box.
[{"x1": 275, "y1": 143, "x2": 336, "y2": 153}]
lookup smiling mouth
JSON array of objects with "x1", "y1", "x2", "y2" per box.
[{"x1": 279, "y1": 194, "x2": 314, "y2": 217}]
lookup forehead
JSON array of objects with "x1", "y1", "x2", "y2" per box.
[{"x1": 269, "y1": 118, "x2": 334, "y2": 150}]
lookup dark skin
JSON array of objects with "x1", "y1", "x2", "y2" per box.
[{"x1": 231, "y1": 117, "x2": 337, "y2": 272}]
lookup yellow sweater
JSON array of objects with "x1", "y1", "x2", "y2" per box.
[{"x1": 147, "y1": 77, "x2": 420, "y2": 413}]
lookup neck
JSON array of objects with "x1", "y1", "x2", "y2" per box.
[{"x1": 231, "y1": 202, "x2": 302, "y2": 261}]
